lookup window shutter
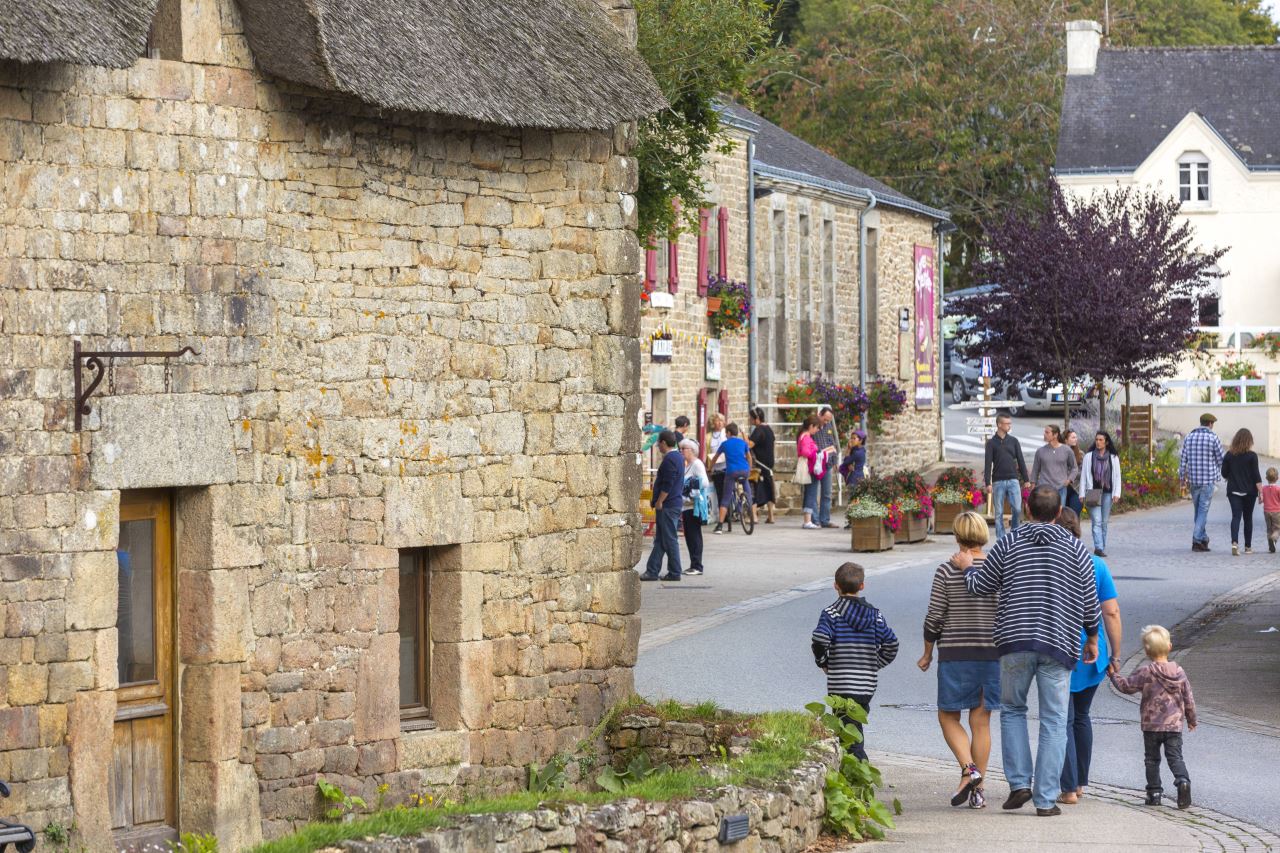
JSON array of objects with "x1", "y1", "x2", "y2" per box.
[
  {"x1": 697, "y1": 208, "x2": 711, "y2": 296},
  {"x1": 717, "y1": 207, "x2": 729, "y2": 278},
  {"x1": 667, "y1": 236, "x2": 679, "y2": 294},
  {"x1": 644, "y1": 238, "x2": 657, "y2": 292},
  {"x1": 718, "y1": 388, "x2": 729, "y2": 418}
]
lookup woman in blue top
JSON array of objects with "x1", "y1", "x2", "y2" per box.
[
  {"x1": 710, "y1": 422, "x2": 753, "y2": 534},
  {"x1": 1053, "y1": 507, "x2": 1123, "y2": 805}
]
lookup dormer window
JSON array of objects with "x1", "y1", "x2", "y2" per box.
[{"x1": 1178, "y1": 153, "x2": 1209, "y2": 206}]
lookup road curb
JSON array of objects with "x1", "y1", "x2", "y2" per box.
[
  {"x1": 875, "y1": 751, "x2": 1280, "y2": 852},
  {"x1": 1109, "y1": 570, "x2": 1280, "y2": 738},
  {"x1": 637, "y1": 541, "x2": 956, "y2": 654}
]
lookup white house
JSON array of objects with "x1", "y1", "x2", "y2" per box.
[{"x1": 1056, "y1": 20, "x2": 1280, "y2": 334}]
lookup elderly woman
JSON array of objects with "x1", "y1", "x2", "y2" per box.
[
  {"x1": 1053, "y1": 507, "x2": 1123, "y2": 805},
  {"x1": 918, "y1": 511, "x2": 1001, "y2": 809},
  {"x1": 679, "y1": 439, "x2": 710, "y2": 577}
]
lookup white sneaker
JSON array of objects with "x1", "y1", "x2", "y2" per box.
[{"x1": 802, "y1": 522, "x2": 820, "y2": 529}]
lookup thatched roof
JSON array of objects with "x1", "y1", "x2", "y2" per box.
[
  {"x1": 0, "y1": 0, "x2": 159, "y2": 67},
  {"x1": 236, "y1": 0, "x2": 666, "y2": 130}
]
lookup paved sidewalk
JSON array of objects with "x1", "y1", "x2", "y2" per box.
[
  {"x1": 1113, "y1": 569, "x2": 1280, "y2": 737},
  {"x1": 633, "y1": 524, "x2": 958, "y2": 651},
  {"x1": 857, "y1": 752, "x2": 1280, "y2": 852}
]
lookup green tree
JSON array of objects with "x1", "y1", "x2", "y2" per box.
[
  {"x1": 756, "y1": 0, "x2": 1276, "y2": 288},
  {"x1": 634, "y1": 0, "x2": 782, "y2": 242},
  {"x1": 761, "y1": 0, "x2": 1070, "y2": 289},
  {"x1": 1104, "y1": 0, "x2": 1280, "y2": 44}
]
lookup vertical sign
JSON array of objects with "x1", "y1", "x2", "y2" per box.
[
  {"x1": 913, "y1": 245, "x2": 936, "y2": 408},
  {"x1": 705, "y1": 338, "x2": 722, "y2": 381}
]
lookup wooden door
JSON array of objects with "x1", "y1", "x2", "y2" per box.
[{"x1": 111, "y1": 490, "x2": 175, "y2": 849}]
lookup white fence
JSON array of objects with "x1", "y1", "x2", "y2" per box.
[
  {"x1": 755, "y1": 402, "x2": 845, "y2": 506},
  {"x1": 1160, "y1": 377, "x2": 1269, "y2": 407}
]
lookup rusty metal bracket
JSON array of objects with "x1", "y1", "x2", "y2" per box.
[{"x1": 72, "y1": 340, "x2": 199, "y2": 430}]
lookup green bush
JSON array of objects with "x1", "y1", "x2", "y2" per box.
[{"x1": 806, "y1": 696, "x2": 896, "y2": 841}]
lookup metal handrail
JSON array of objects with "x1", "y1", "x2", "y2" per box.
[{"x1": 755, "y1": 402, "x2": 845, "y2": 506}]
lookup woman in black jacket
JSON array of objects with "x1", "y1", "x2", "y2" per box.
[{"x1": 1222, "y1": 428, "x2": 1262, "y2": 555}]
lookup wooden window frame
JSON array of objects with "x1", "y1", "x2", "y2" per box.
[{"x1": 399, "y1": 549, "x2": 435, "y2": 729}]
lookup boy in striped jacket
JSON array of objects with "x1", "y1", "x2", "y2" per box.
[{"x1": 812, "y1": 562, "x2": 900, "y2": 760}]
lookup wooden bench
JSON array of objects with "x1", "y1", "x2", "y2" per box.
[{"x1": 0, "y1": 782, "x2": 35, "y2": 853}]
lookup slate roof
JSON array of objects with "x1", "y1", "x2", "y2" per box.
[
  {"x1": 720, "y1": 103, "x2": 948, "y2": 219},
  {"x1": 1057, "y1": 46, "x2": 1280, "y2": 172}
]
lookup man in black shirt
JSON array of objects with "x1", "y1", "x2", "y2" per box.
[
  {"x1": 673, "y1": 415, "x2": 690, "y2": 444},
  {"x1": 984, "y1": 413, "x2": 1031, "y2": 539}
]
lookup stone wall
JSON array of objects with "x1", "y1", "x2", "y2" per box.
[
  {"x1": 0, "y1": 0, "x2": 643, "y2": 845},
  {"x1": 866, "y1": 209, "x2": 942, "y2": 474},
  {"x1": 605, "y1": 713, "x2": 752, "y2": 767},
  {"x1": 638, "y1": 130, "x2": 751, "y2": 452},
  {"x1": 338, "y1": 741, "x2": 839, "y2": 853}
]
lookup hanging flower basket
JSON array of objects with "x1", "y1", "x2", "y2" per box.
[{"x1": 705, "y1": 274, "x2": 750, "y2": 337}]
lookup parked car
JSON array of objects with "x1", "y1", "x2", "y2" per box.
[
  {"x1": 944, "y1": 339, "x2": 982, "y2": 403},
  {"x1": 1007, "y1": 381, "x2": 1086, "y2": 414}
]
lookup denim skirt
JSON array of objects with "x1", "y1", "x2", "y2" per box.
[{"x1": 937, "y1": 660, "x2": 1002, "y2": 712}]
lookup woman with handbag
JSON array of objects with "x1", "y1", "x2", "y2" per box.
[
  {"x1": 795, "y1": 415, "x2": 824, "y2": 530},
  {"x1": 1080, "y1": 431, "x2": 1122, "y2": 557}
]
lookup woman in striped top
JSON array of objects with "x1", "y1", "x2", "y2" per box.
[{"x1": 918, "y1": 511, "x2": 1001, "y2": 809}]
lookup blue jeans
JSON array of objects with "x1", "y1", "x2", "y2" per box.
[
  {"x1": 1090, "y1": 492, "x2": 1112, "y2": 551},
  {"x1": 818, "y1": 469, "x2": 834, "y2": 525},
  {"x1": 803, "y1": 479, "x2": 820, "y2": 518},
  {"x1": 991, "y1": 479, "x2": 1021, "y2": 539},
  {"x1": 1190, "y1": 483, "x2": 1214, "y2": 544},
  {"x1": 1060, "y1": 683, "x2": 1100, "y2": 792},
  {"x1": 1000, "y1": 652, "x2": 1071, "y2": 809},
  {"x1": 644, "y1": 505, "x2": 682, "y2": 578}
]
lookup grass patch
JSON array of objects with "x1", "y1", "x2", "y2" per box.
[{"x1": 252, "y1": 710, "x2": 822, "y2": 853}]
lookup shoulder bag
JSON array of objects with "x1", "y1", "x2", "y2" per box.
[{"x1": 793, "y1": 459, "x2": 812, "y2": 485}]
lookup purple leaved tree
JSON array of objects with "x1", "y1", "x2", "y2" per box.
[{"x1": 953, "y1": 179, "x2": 1225, "y2": 432}]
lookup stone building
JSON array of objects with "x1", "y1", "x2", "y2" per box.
[
  {"x1": 639, "y1": 104, "x2": 950, "y2": 479},
  {"x1": 0, "y1": 0, "x2": 661, "y2": 848}
]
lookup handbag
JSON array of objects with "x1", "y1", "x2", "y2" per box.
[
  {"x1": 793, "y1": 461, "x2": 812, "y2": 485},
  {"x1": 1084, "y1": 488, "x2": 1103, "y2": 508}
]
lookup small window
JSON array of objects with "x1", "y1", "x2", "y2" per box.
[
  {"x1": 1178, "y1": 153, "x2": 1209, "y2": 205},
  {"x1": 399, "y1": 550, "x2": 432, "y2": 723}
]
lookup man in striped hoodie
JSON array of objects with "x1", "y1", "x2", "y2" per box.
[
  {"x1": 812, "y1": 562, "x2": 900, "y2": 761},
  {"x1": 958, "y1": 486, "x2": 1100, "y2": 816}
]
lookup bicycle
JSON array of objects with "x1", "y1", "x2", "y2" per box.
[{"x1": 724, "y1": 475, "x2": 755, "y2": 535}]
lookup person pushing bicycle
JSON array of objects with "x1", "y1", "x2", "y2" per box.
[{"x1": 710, "y1": 422, "x2": 753, "y2": 534}]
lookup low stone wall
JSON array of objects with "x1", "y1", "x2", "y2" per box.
[
  {"x1": 336, "y1": 740, "x2": 839, "y2": 853},
  {"x1": 605, "y1": 714, "x2": 754, "y2": 767}
]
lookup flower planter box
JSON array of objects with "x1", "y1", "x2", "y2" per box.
[
  {"x1": 933, "y1": 501, "x2": 966, "y2": 535},
  {"x1": 894, "y1": 513, "x2": 929, "y2": 544},
  {"x1": 850, "y1": 518, "x2": 894, "y2": 552}
]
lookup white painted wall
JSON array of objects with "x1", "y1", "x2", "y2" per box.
[{"x1": 1059, "y1": 112, "x2": 1280, "y2": 332}]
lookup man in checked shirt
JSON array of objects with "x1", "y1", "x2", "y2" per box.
[{"x1": 1179, "y1": 413, "x2": 1225, "y2": 552}]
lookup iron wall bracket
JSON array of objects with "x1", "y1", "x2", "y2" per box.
[{"x1": 72, "y1": 340, "x2": 199, "y2": 430}]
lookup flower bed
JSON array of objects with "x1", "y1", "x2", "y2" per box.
[{"x1": 1107, "y1": 440, "x2": 1182, "y2": 515}]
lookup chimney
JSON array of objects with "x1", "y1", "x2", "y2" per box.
[{"x1": 1066, "y1": 20, "x2": 1103, "y2": 76}]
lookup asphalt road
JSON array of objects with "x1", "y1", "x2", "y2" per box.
[{"x1": 635, "y1": 493, "x2": 1280, "y2": 832}]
